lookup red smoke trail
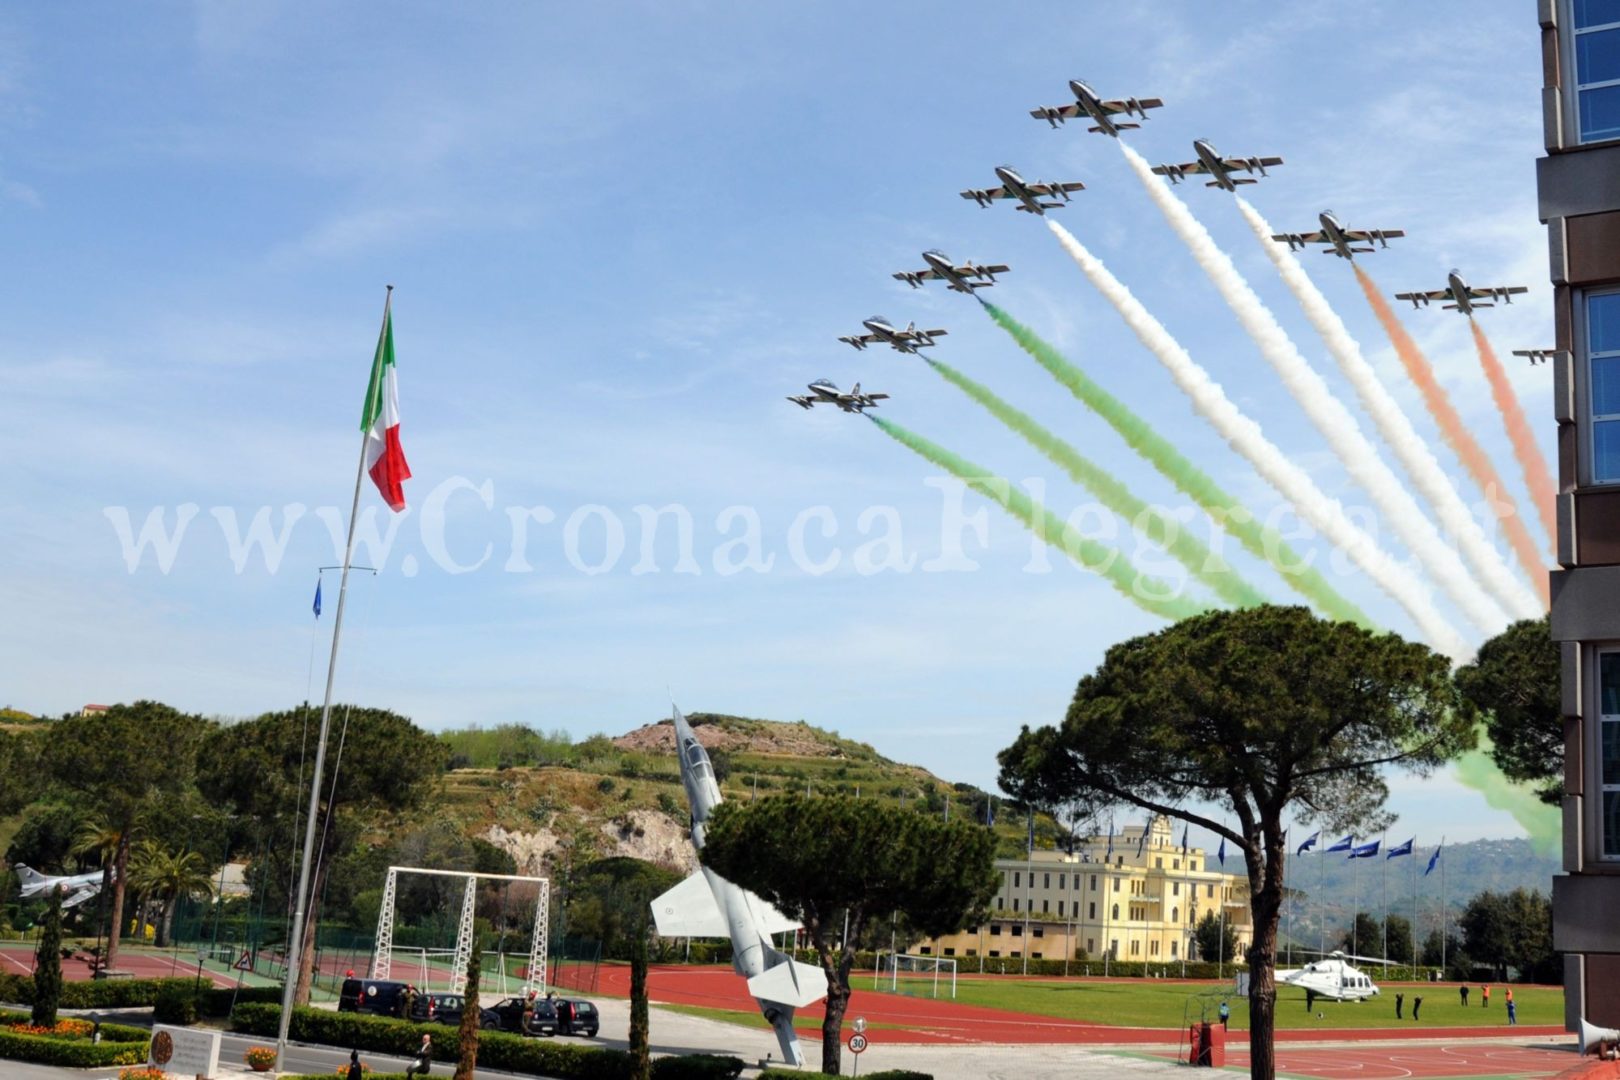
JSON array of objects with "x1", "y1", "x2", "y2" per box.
[
  {"x1": 1354, "y1": 264, "x2": 1549, "y2": 605},
  {"x1": 1469, "y1": 318, "x2": 1558, "y2": 556}
]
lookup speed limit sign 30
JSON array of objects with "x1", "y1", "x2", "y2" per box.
[{"x1": 848, "y1": 1032, "x2": 868, "y2": 1053}]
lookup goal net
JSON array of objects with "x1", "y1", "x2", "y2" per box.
[{"x1": 874, "y1": 952, "x2": 957, "y2": 998}]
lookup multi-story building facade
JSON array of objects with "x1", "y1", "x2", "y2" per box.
[
  {"x1": 918, "y1": 815, "x2": 1252, "y2": 965},
  {"x1": 1536, "y1": 0, "x2": 1620, "y2": 1031}
]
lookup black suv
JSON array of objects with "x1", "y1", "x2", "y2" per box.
[
  {"x1": 557, "y1": 998, "x2": 599, "y2": 1038},
  {"x1": 338, "y1": 978, "x2": 432, "y2": 1021}
]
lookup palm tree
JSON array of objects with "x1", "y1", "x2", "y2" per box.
[
  {"x1": 70, "y1": 819, "x2": 125, "y2": 968},
  {"x1": 128, "y1": 842, "x2": 213, "y2": 948}
]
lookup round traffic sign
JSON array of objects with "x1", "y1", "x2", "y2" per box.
[{"x1": 848, "y1": 1033, "x2": 869, "y2": 1054}]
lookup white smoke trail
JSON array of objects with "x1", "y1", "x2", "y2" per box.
[
  {"x1": 1046, "y1": 217, "x2": 1473, "y2": 663},
  {"x1": 1234, "y1": 197, "x2": 1545, "y2": 620},
  {"x1": 1117, "y1": 142, "x2": 1509, "y2": 637}
]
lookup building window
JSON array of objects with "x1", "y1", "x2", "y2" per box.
[
  {"x1": 1058, "y1": 873, "x2": 1066, "y2": 891},
  {"x1": 1590, "y1": 291, "x2": 1620, "y2": 482},
  {"x1": 1112, "y1": 903, "x2": 1120, "y2": 919},
  {"x1": 1090, "y1": 875, "x2": 1098, "y2": 890},
  {"x1": 1033, "y1": 951, "x2": 1043, "y2": 959},
  {"x1": 1190, "y1": 861, "x2": 1198, "y2": 872},
  {"x1": 1044, "y1": 873, "x2": 1051, "y2": 889},
  {"x1": 1013, "y1": 871, "x2": 1021, "y2": 888},
  {"x1": 1207, "y1": 884, "x2": 1215, "y2": 898},
  {"x1": 990, "y1": 924, "x2": 1002, "y2": 936},
  {"x1": 1042, "y1": 899, "x2": 1050, "y2": 914},
  {"x1": 989, "y1": 950, "x2": 1000, "y2": 958},
  {"x1": 944, "y1": 947, "x2": 956, "y2": 956},
  {"x1": 1171, "y1": 940, "x2": 1178, "y2": 958},
  {"x1": 1087, "y1": 938, "x2": 1095, "y2": 953},
  {"x1": 1089, "y1": 902, "x2": 1096, "y2": 919},
  {"x1": 1033, "y1": 927, "x2": 1044, "y2": 938},
  {"x1": 1113, "y1": 878, "x2": 1121, "y2": 893},
  {"x1": 1012, "y1": 925, "x2": 1023, "y2": 937},
  {"x1": 1058, "y1": 900, "x2": 1065, "y2": 917},
  {"x1": 1130, "y1": 940, "x2": 1140, "y2": 956},
  {"x1": 1173, "y1": 859, "x2": 1180, "y2": 870},
  {"x1": 1110, "y1": 939, "x2": 1119, "y2": 956},
  {"x1": 966, "y1": 948, "x2": 977, "y2": 957},
  {"x1": 1151, "y1": 940, "x2": 1160, "y2": 956},
  {"x1": 1013, "y1": 898, "x2": 1020, "y2": 912},
  {"x1": 1600, "y1": 651, "x2": 1620, "y2": 857},
  {"x1": 1173, "y1": 882, "x2": 1180, "y2": 896},
  {"x1": 1573, "y1": 0, "x2": 1620, "y2": 143},
  {"x1": 919, "y1": 946, "x2": 932, "y2": 955},
  {"x1": 1172, "y1": 906, "x2": 1179, "y2": 923},
  {"x1": 1155, "y1": 857, "x2": 1162, "y2": 868}
]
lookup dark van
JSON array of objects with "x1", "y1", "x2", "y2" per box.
[{"x1": 338, "y1": 978, "x2": 428, "y2": 1019}]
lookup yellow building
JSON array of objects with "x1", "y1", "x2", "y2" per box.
[{"x1": 919, "y1": 815, "x2": 1252, "y2": 965}]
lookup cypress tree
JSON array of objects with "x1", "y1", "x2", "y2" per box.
[{"x1": 32, "y1": 886, "x2": 63, "y2": 1028}]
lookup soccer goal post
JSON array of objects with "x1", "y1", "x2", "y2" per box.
[
  {"x1": 874, "y1": 952, "x2": 957, "y2": 998},
  {"x1": 370, "y1": 866, "x2": 550, "y2": 996}
]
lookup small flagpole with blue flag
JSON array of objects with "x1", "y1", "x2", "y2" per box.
[
  {"x1": 1387, "y1": 837, "x2": 1415, "y2": 968},
  {"x1": 1216, "y1": 828, "x2": 1229, "y2": 978},
  {"x1": 1424, "y1": 838, "x2": 1446, "y2": 973}
]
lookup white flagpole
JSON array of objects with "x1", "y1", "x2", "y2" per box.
[
  {"x1": 275, "y1": 287, "x2": 392, "y2": 1070},
  {"x1": 1381, "y1": 830, "x2": 1388, "y2": 961}
]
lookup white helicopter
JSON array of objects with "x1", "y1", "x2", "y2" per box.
[{"x1": 1275, "y1": 951, "x2": 1390, "y2": 1001}]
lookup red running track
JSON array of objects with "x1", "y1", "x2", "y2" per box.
[
  {"x1": 0, "y1": 944, "x2": 240, "y2": 989},
  {"x1": 1174, "y1": 1042, "x2": 1576, "y2": 1079},
  {"x1": 557, "y1": 965, "x2": 1566, "y2": 1048}
]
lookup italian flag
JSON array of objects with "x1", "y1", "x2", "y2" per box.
[{"x1": 361, "y1": 298, "x2": 411, "y2": 512}]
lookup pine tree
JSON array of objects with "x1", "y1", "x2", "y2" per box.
[{"x1": 32, "y1": 886, "x2": 63, "y2": 1028}]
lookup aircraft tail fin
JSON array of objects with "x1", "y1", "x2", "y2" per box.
[
  {"x1": 14, "y1": 865, "x2": 47, "y2": 893},
  {"x1": 747, "y1": 952, "x2": 828, "y2": 1009}
]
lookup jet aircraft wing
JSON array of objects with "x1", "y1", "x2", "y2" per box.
[
  {"x1": 1151, "y1": 160, "x2": 1207, "y2": 180},
  {"x1": 1271, "y1": 230, "x2": 1326, "y2": 249},
  {"x1": 1025, "y1": 181, "x2": 1085, "y2": 197},
  {"x1": 651, "y1": 871, "x2": 730, "y2": 938},
  {"x1": 1343, "y1": 227, "x2": 1405, "y2": 242},
  {"x1": 960, "y1": 185, "x2": 1013, "y2": 205},
  {"x1": 892, "y1": 268, "x2": 944, "y2": 286},
  {"x1": 1029, "y1": 103, "x2": 1084, "y2": 123},
  {"x1": 1103, "y1": 95, "x2": 1163, "y2": 113},
  {"x1": 1394, "y1": 289, "x2": 1451, "y2": 307},
  {"x1": 838, "y1": 334, "x2": 879, "y2": 350},
  {"x1": 1473, "y1": 285, "x2": 1529, "y2": 300},
  {"x1": 1224, "y1": 155, "x2": 1284, "y2": 172},
  {"x1": 62, "y1": 886, "x2": 101, "y2": 910}
]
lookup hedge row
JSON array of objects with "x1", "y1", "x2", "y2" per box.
[
  {"x1": 0, "y1": 1010, "x2": 149, "y2": 1068},
  {"x1": 0, "y1": 972, "x2": 283, "y2": 1018},
  {"x1": 231, "y1": 1003, "x2": 635, "y2": 1080},
  {"x1": 284, "y1": 1063, "x2": 742, "y2": 1080}
]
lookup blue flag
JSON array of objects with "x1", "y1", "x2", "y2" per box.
[
  {"x1": 986, "y1": 797, "x2": 995, "y2": 827},
  {"x1": 1386, "y1": 837, "x2": 1414, "y2": 859},
  {"x1": 1105, "y1": 826, "x2": 1114, "y2": 860},
  {"x1": 1348, "y1": 839, "x2": 1381, "y2": 859},
  {"x1": 1296, "y1": 831, "x2": 1320, "y2": 856},
  {"x1": 1324, "y1": 834, "x2": 1354, "y2": 853},
  {"x1": 1424, "y1": 844, "x2": 1442, "y2": 876},
  {"x1": 1136, "y1": 825, "x2": 1148, "y2": 858},
  {"x1": 1180, "y1": 824, "x2": 1189, "y2": 853},
  {"x1": 312, "y1": 579, "x2": 322, "y2": 618},
  {"x1": 1217, "y1": 836, "x2": 1226, "y2": 866}
]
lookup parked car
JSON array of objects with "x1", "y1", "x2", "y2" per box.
[
  {"x1": 425, "y1": 992, "x2": 469, "y2": 1026},
  {"x1": 483, "y1": 996, "x2": 558, "y2": 1037},
  {"x1": 557, "y1": 998, "x2": 599, "y2": 1038}
]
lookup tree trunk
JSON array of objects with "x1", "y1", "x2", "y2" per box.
[
  {"x1": 454, "y1": 938, "x2": 482, "y2": 1080},
  {"x1": 292, "y1": 856, "x2": 330, "y2": 1006},
  {"x1": 1245, "y1": 824, "x2": 1287, "y2": 1080},
  {"x1": 629, "y1": 921, "x2": 650, "y2": 1080},
  {"x1": 813, "y1": 911, "x2": 859, "y2": 1076},
  {"x1": 103, "y1": 831, "x2": 131, "y2": 971},
  {"x1": 158, "y1": 897, "x2": 176, "y2": 949}
]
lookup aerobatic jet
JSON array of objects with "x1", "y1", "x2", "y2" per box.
[
  {"x1": 838, "y1": 315, "x2": 947, "y2": 354},
  {"x1": 1513, "y1": 349, "x2": 1564, "y2": 365},
  {"x1": 960, "y1": 165, "x2": 1085, "y2": 215},
  {"x1": 1271, "y1": 211, "x2": 1405, "y2": 259},
  {"x1": 15, "y1": 865, "x2": 108, "y2": 909},
  {"x1": 1152, "y1": 139, "x2": 1284, "y2": 192},
  {"x1": 653, "y1": 706, "x2": 826, "y2": 1067},
  {"x1": 1029, "y1": 79, "x2": 1164, "y2": 135},
  {"x1": 787, "y1": 379, "x2": 890, "y2": 413},
  {"x1": 1395, "y1": 270, "x2": 1528, "y2": 315},
  {"x1": 893, "y1": 250, "x2": 1011, "y2": 294}
]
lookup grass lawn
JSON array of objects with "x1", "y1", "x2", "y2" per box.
[{"x1": 873, "y1": 977, "x2": 1563, "y2": 1031}]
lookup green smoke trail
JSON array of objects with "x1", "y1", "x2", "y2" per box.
[
  {"x1": 982, "y1": 300, "x2": 1370, "y2": 628},
  {"x1": 925, "y1": 356, "x2": 1270, "y2": 610},
  {"x1": 869, "y1": 415, "x2": 1209, "y2": 622},
  {"x1": 1453, "y1": 745, "x2": 1562, "y2": 855}
]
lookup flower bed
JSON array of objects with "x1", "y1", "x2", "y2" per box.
[{"x1": 0, "y1": 1009, "x2": 149, "y2": 1068}]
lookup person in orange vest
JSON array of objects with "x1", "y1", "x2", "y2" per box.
[{"x1": 1481, "y1": 984, "x2": 1490, "y2": 1008}]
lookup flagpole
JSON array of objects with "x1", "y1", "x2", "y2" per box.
[
  {"x1": 1022, "y1": 808, "x2": 1032, "y2": 977},
  {"x1": 1439, "y1": 843, "x2": 1447, "y2": 977},
  {"x1": 275, "y1": 286, "x2": 392, "y2": 1070},
  {"x1": 1381, "y1": 830, "x2": 1388, "y2": 961},
  {"x1": 1411, "y1": 841, "x2": 1418, "y2": 975},
  {"x1": 1352, "y1": 844, "x2": 1359, "y2": 957}
]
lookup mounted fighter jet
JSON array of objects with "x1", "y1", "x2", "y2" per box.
[
  {"x1": 1395, "y1": 270, "x2": 1529, "y2": 315},
  {"x1": 1275, "y1": 951, "x2": 1387, "y2": 1002},
  {"x1": 787, "y1": 379, "x2": 890, "y2": 413},
  {"x1": 1029, "y1": 79, "x2": 1164, "y2": 135},
  {"x1": 1152, "y1": 140, "x2": 1284, "y2": 192},
  {"x1": 960, "y1": 165, "x2": 1085, "y2": 215},
  {"x1": 838, "y1": 315, "x2": 947, "y2": 354},
  {"x1": 1271, "y1": 211, "x2": 1405, "y2": 259},
  {"x1": 652, "y1": 706, "x2": 826, "y2": 1067},
  {"x1": 1513, "y1": 349, "x2": 1564, "y2": 365},
  {"x1": 15, "y1": 865, "x2": 108, "y2": 909},
  {"x1": 893, "y1": 250, "x2": 1011, "y2": 294}
]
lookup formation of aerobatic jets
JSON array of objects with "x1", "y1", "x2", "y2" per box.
[{"x1": 790, "y1": 74, "x2": 1543, "y2": 408}]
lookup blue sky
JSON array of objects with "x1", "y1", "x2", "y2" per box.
[{"x1": 0, "y1": 3, "x2": 1557, "y2": 846}]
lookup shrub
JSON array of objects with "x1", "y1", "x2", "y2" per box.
[
  {"x1": 650, "y1": 1053, "x2": 745, "y2": 1079},
  {"x1": 759, "y1": 1072, "x2": 930, "y2": 1080},
  {"x1": 244, "y1": 1045, "x2": 278, "y2": 1068},
  {"x1": 119, "y1": 1069, "x2": 169, "y2": 1080},
  {"x1": 153, "y1": 984, "x2": 198, "y2": 1026},
  {"x1": 0, "y1": 1013, "x2": 148, "y2": 1068}
]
